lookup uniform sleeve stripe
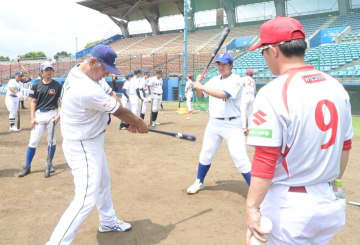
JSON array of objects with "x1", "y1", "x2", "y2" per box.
[{"x1": 106, "y1": 101, "x2": 119, "y2": 113}]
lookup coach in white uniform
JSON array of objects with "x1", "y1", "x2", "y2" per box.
[
  {"x1": 45, "y1": 45, "x2": 148, "y2": 245},
  {"x1": 246, "y1": 17, "x2": 353, "y2": 245},
  {"x1": 148, "y1": 70, "x2": 163, "y2": 127},
  {"x1": 5, "y1": 71, "x2": 23, "y2": 131},
  {"x1": 187, "y1": 53, "x2": 252, "y2": 194},
  {"x1": 240, "y1": 69, "x2": 256, "y2": 135}
]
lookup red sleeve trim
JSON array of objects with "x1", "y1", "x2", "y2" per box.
[
  {"x1": 343, "y1": 139, "x2": 352, "y2": 151},
  {"x1": 251, "y1": 146, "x2": 281, "y2": 179}
]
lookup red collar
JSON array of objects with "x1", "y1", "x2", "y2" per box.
[{"x1": 281, "y1": 65, "x2": 314, "y2": 75}]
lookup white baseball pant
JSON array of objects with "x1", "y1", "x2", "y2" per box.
[
  {"x1": 186, "y1": 94, "x2": 192, "y2": 112},
  {"x1": 129, "y1": 96, "x2": 140, "y2": 116},
  {"x1": 151, "y1": 93, "x2": 162, "y2": 112},
  {"x1": 121, "y1": 96, "x2": 130, "y2": 110},
  {"x1": 240, "y1": 96, "x2": 254, "y2": 129},
  {"x1": 199, "y1": 117, "x2": 251, "y2": 173},
  {"x1": 5, "y1": 95, "x2": 19, "y2": 119},
  {"x1": 260, "y1": 183, "x2": 346, "y2": 245},
  {"x1": 141, "y1": 99, "x2": 147, "y2": 115},
  {"x1": 28, "y1": 109, "x2": 58, "y2": 148},
  {"x1": 45, "y1": 133, "x2": 117, "y2": 245}
]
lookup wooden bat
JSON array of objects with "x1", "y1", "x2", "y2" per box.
[
  {"x1": 200, "y1": 27, "x2": 230, "y2": 80},
  {"x1": 149, "y1": 128, "x2": 196, "y2": 141}
]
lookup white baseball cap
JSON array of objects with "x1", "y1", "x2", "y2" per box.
[{"x1": 40, "y1": 61, "x2": 54, "y2": 71}]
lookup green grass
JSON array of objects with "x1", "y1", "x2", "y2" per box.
[{"x1": 353, "y1": 116, "x2": 360, "y2": 138}]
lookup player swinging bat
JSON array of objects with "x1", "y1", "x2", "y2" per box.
[{"x1": 187, "y1": 27, "x2": 253, "y2": 195}]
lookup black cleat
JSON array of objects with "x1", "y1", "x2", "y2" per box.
[{"x1": 18, "y1": 167, "x2": 31, "y2": 177}]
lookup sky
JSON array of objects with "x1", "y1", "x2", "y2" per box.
[{"x1": 1, "y1": 0, "x2": 359, "y2": 60}]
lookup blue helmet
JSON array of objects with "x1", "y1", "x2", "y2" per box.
[{"x1": 125, "y1": 73, "x2": 133, "y2": 79}]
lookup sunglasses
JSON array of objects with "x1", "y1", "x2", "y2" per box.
[
  {"x1": 260, "y1": 41, "x2": 286, "y2": 56},
  {"x1": 260, "y1": 45, "x2": 272, "y2": 56}
]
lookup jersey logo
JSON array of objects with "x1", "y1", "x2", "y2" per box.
[
  {"x1": 252, "y1": 110, "x2": 267, "y2": 126},
  {"x1": 302, "y1": 73, "x2": 325, "y2": 84},
  {"x1": 48, "y1": 89, "x2": 56, "y2": 95}
]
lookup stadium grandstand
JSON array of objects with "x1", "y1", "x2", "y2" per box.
[{"x1": 1, "y1": 0, "x2": 360, "y2": 113}]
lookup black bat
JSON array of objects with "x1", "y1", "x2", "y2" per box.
[
  {"x1": 200, "y1": 27, "x2": 230, "y2": 79},
  {"x1": 149, "y1": 128, "x2": 196, "y2": 141},
  {"x1": 45, "y1": 121, "x2": 56, "y2": 178}
]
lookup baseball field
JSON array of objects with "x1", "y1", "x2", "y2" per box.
[{"x1": 0, "y1": 100, "x2": 359, "y2": 245}]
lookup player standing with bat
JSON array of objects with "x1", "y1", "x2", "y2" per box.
[
  {"x1": 45, "y1": 45, "x2": 148, "y2": 245},
  {"x1": 18, "y1": 62, "x2": 62, "y2": 178},
  {"x1": 187, "y1": 51, "x2": 252, "y2": 194}
]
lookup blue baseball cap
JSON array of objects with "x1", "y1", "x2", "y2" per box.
[
  {"x1": 15, "y1": 71, "x2": 24, "y2": 76},
  {"x1": 125, "y1": 73, "x2": 133, "y2": 79},
  {"x1": 90, "y1": 44, "x2": 120, "y2": 75},
  {"x1": 134, "y1": 68, "x2": 142, "y2": 74},
  {"x1": 215, "y1": 53, "x2": 233, "y2": 64},
  {"x1": 144, "y1": 70, "x2": 151, "y2": 75}
]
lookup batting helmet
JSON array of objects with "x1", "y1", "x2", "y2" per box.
[
  {"x1": 246, "y1": 69, "x2": 254, "y2": 76},
  {"x1": 134, "y1": 68, "x2": 142, "y2": 75}
]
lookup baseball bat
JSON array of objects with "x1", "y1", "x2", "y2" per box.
[
  {"x1": 149, "y1": 128, "x2": 196, "y2": 141},
  {"x1": 348, "y1": 201, "x2": 360, "y2": 207},
  {"x1": 200, "y1": 27, "x2": 230, "y2": 80},
  {"x1": 45, "y1": 120, "x2": 56, "y2": 178}
]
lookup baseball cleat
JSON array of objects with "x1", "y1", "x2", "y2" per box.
[
  {"x1": 18, "y1": 167, "x2": 31, "y2": 177},
  {"x1": 9, "y1": 126, "x2": 20, "y2": 132},
  {"x1": 98, "y1": 218, "x2": 132, "y2": 232},
  {"x1": 151, "y1": 121, "x2": 156, "y2": 127},
  {"x1": 186, "y1": 179, "x2": 204, "y2": 194},
  {"x1": 155, "y1": 122, "x2": 160, "y2": 125}
]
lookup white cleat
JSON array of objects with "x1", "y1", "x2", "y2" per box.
[
  {"x1": 98, "y1": 218, "x2": 132, "y2": 232},
  {"x1": 9, "y1": 126, "x2": 20, "y2": 132},
  {"x1": 186, "y1": 179, "x2": 204, "y2": 194},
  {"x1": 151, "y1": 121, "x2": 156, "y2": 127},
  {"x1": 155, "y1": 121, "x2": 160, "y2": 125}
]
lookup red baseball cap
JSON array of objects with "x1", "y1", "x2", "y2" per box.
[
  {"x1": 246, "y1": 69, "x2": 254, "y2": 76},
  {"x1": 249, "y1": 16, "x2": 305, "y2": 51}
]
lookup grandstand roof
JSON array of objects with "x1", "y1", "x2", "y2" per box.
[{"x1": 78, "y1": 0, "x2": 269, "y2": 21}]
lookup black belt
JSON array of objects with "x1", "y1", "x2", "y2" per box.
[
  {"x1": 153, "y1": 93, "x2": 162, "y2": 95},
  {"x1": 216, "y1": 116, "x2": 239, "y2": 121},
  {"x1": 9, "y1": 94, "x2": 17, "y2": 98}
]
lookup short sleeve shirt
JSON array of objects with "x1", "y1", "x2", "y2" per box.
[
  {"x1": 30, "y1": 79, "x2": 62, "y2": 111},
  {"x1": 60, "y1": 65, "x2": 120, "y2": 141},
  {"x1": 247, "y1": 66, "x2": 353, "y2": 186},
  {"x1": 205, "y1": 73, "x2": 243, "y2": 118}
]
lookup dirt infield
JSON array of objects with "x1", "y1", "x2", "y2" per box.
[{"x1": 0, "y1": 99, "x2": 359, "y2": 245}]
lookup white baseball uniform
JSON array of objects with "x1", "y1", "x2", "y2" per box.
[
  {"x1": 5, "y1": 78, "x2": 21, "y2": 127},
  {"x1": 247, "y1": 66, "x2": 353, "y2": 244},
  {"x1": 45, "y1": 65, "x2": 121, "y2": 245},
  {"x1": 199, "y1": 73, "x2": 251, "y2": 173},
  {"x1": 139, "y1": 76, "x2": 150, "y2": 115},
  {"x1": 148, "y1": 76, "x2": 163, "y2": 112},
  {"x1": 185, "y1": 79, "x2": 193, "y2": 112},
  {"x1": 121, "y1": 80, "x2": 131, "y2": 110},
  {"x1": 128, "y1": 76, "x2": 141, "y2": 116},
  {"x1": 240, "y1": 75, "x2": 256, "y2": 129}
]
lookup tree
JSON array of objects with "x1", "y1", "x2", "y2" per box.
[
  {"x1": 85, "y1": 39, "x2": 104, "y2": 49},
  {"x1": 0, "y1": 56, "x2": 10, "y2": 61},
  {"x1": 19, "y1": 51, "x2": 46, "y2": 60},
  {"x1": 54, "y1": 51, "x2": 72, "y2": 60}
]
